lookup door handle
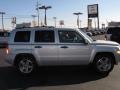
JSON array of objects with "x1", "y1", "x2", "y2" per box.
[
  {"x1": 35, "y1": 46, "x2": 42, "y2": 48},
  {"x1": 60, "y1": 46, "x2": 68, "y2": 48}
]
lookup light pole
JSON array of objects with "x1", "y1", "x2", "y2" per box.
[
  {"x1": 0, "y1": 12, "x2": 5, "y2": 31},
  {"x1": 39, "y1": 5, "x2": 52, "y2": 26},
  {"x1": 73, "y1": 12, "x2": 83, "y2": 28},
  {"x1": 94, "y1": 18, "x2": 96, "y2": 29},
  {"x1": 53, "y1": 17, "x2": 57, "y2": 27},
  {"x1": 36, "y1": 1, "x2": 41, "y2": 26},
  {"x1": 80, "y1": 20, "x2": 82, "y2": 28},
  {"x1": 31, "y1": 15, "x2": 37, "y2": 27}
]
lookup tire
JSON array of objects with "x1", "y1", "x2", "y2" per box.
[
  {"x1": 15, "y1": 56, "x2": 37, "y2": 76},
  {"x1": 93, "y1": 54, "x2": 114, "y2": 75}
]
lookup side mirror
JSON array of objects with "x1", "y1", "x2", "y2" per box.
[{"x1": 84, "y1": 39, "x2": 89, "y2": 45}]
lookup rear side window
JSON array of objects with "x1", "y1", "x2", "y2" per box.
[
  {"x1": 14, "y1": 31, "x2": 31, "y2": 42},
  {"x1": 35, "y1": 31, "x2": 55, "y2": 42}
]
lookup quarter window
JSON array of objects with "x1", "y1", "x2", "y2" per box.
[
  {"x1": 35, "y1": 31, "x2": 55, "y2": 42},
  {"x1": 59, "y1": 31, "x2": 84, "y2": 43},
  {"x1": 14, "y1": 31, "x2": 31, "y2": 42}
]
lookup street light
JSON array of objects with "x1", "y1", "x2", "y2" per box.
[
  {"x1": 53, "y1": 17, "x2": 57, "y2": 27},
  {"x1": 0, "y1": 12, "x2": 5, "y2": 31},
  {"x1": 73, "y1": 12, "x2": 83, "y2": 28},
  {"x1": 36, "y1": 1, "x2": 41, "y2": 26},
  {"x1": 39, "y1": 5, "x2": 52, "y2": 26}
]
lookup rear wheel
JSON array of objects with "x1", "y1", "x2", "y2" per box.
[
  {"x1": 93, "y1": 54, "x2": 114, "y2": 75},
  {"x1": 15, "y1": 56, "x2": 37, "y2": 75}
]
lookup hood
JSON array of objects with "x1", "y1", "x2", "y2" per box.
[{"x1": 91, "y1": 40, "x2": 119, "y2": 46}]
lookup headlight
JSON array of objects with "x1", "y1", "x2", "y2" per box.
[{"x1": 117, "y1": 50, "x2": 120, "y2": 54}]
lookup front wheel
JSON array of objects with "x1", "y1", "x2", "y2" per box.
[{"x1": 93, "y1": 54, "x2": 114, "y2": 75}]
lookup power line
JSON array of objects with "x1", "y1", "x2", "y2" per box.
[
  {"x1": 0, "y1": 17, "x2": 11, "y2": 19},
  {"x1": 0, "y1": 16, "x2": 32, "y2": 19}
]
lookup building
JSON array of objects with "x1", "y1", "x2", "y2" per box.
[{"x1": 108, "y1": 21, "x2": 120, "y2": 27}]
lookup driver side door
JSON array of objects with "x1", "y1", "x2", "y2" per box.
[{"x1": 58, "y1": 30, "x2": 91, "y2": 65}]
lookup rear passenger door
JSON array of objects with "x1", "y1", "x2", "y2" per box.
[{"x1": 33, "y1": 30, "x2": 58, "y2": 65}]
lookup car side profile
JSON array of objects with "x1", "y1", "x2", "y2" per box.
[{"x1": 5, "y1": 27, "x2": 120, "y2": 75}]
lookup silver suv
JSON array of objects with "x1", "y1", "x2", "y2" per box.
[{"x1": 5, "y1": 27, "x2": 120, "y2": 75}]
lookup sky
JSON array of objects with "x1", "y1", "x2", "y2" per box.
[{"x1": 0, "y1": 0, "x2": 120, "y2": 30}]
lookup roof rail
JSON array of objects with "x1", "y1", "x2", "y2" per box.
[
  {"x1": 15, "y1": 27, "x2": 31, "y2": 29},
  {"x1": 40, "y1": 25, "x2": 55, "y2": 28}
]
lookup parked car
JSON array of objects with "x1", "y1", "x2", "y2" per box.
[
  {"x1": 0, "y1": 31, "x2": 10, "y2": 48},
  {"x1": 5, "y1": 27, "x2": 120, "y2": 75},
  {"x1": 105, "y1": 27, "x2": 120, "y2": 43},
  {"x1": 91, "y1": 30, "x2": 97, "y2": 36},
  {"x1": 86, "y1": 31, "x2": 92, "y2": 37},
  {"x1": 95, "y1": 30, "x2": 100, "y2": 35},
  {"x1": 100, "y1": 29, "x2": 105, "y2": 34}
]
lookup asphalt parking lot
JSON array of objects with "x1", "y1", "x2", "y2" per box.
[{"x1": 0, "y1": 35, "x2": 120, "y2": 90}]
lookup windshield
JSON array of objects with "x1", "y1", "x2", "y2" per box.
[{"x1": 77, "y1": 29, "x2": 93, "y2": 42}]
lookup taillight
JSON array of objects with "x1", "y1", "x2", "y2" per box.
[{"x1": 6, "y1": 48, "x2": 10, "y2": 54}]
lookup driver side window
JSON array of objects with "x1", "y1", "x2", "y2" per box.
[{"x1": 58, "y1": 30, "x2": 84, "y2": 43}]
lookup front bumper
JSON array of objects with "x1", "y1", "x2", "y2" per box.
[{"x1": 114, "y1": 51, "x2": 120, "y2": 64}]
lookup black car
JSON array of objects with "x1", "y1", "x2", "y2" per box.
[{"x1": 105, "y1": 27, "x2": 120, "y2": 43}]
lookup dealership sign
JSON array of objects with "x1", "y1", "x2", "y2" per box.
[
  {"x1": 59, "y1": 20, "x2": 64, "y2": 25},
  {"x1": 88, "y1": 4, "x2": 98, "y2": 18}
]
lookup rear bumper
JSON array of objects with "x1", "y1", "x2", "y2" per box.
[{"x1": 5, "y1": 54, "x2": 15, "y2": 65}]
